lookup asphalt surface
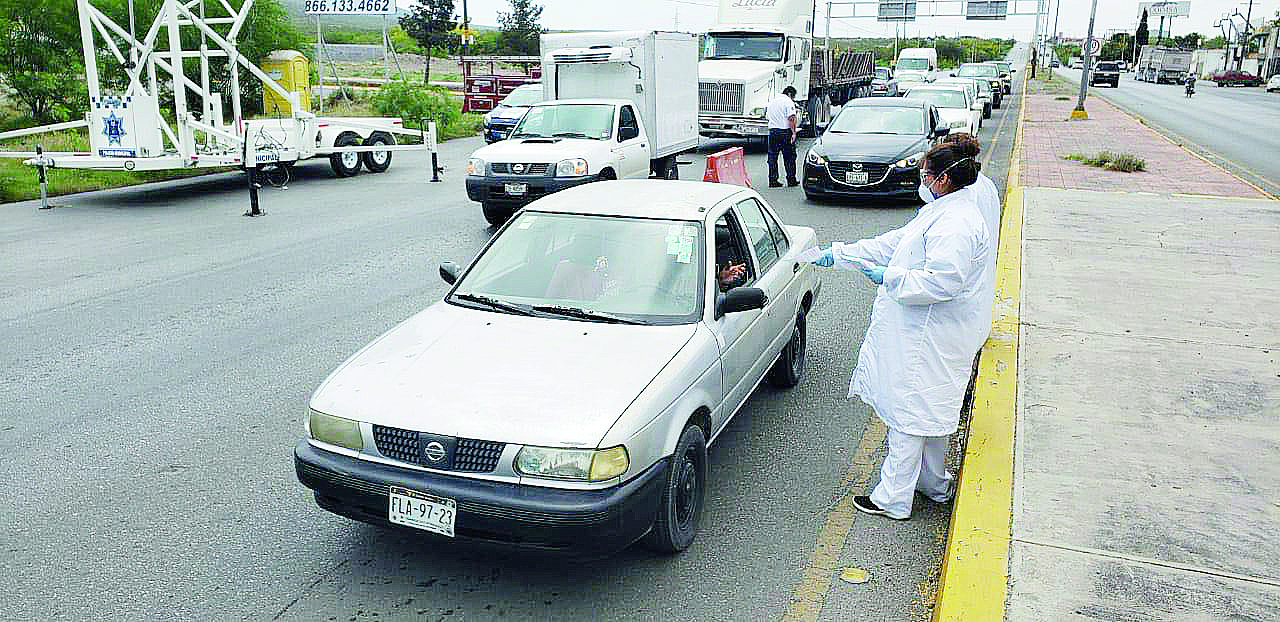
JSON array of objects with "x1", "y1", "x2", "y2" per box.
[
  {"x1": 1052, "y1": 66, "x2": 1280, "y2": 197},
  {"x1": 0, "y1": 86, "x2": 1018, "y2": 621}
]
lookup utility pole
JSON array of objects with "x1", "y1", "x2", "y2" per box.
[
  {"x1": 1238, "y1": 0, "x2": 1254, "y2": 71},
  {"x1": 1072, "y1": 0, "x2": 1099, "y2": 120},
  {"x1": 461, "y1": 0, "x2": 470, "y2": 59}
]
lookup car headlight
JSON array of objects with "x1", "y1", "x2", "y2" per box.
[
  {"x1": 950, "y1": 119, "x2": 967, "y2": 129},
  {"x1": 555, "y1": 158, "x2": 589, "y2": 177},
  {"x1": 466, "y1": 157, "x2": 486, "y2": 176},
  {"x1": 514, "y1": 445, "x2": 629, "y2": 481},
  {"x1": 805, "y1": 146, "x2": 826, "y2": 166},
  {"x1": 750, "y1": 107, "x2": 766, "y2": 117},
  {"x1": 482, "y1": 115, "x2": 492, "y2": 129},
  {"x1": 308, "y1": 410, "x2": 362, "y2": 451},
  {"x1": 895, "y1": 151, "x2": 925, "y2": 168}
]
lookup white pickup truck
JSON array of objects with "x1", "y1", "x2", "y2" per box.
[{"x1": 464, "y1": 30, "x2": 699, "y2": 225}]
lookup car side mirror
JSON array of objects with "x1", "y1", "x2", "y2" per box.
[
  {"x1": 715, "y1": 287, "x2": 767, "y2": 319},
  {"x1": 949, "y1": 72, "x2": 956, "y2": 77},
  {"x1": 933, "y1": 127, "x2": 950, "y2": 138},
  {"x1": 1010, "y1": 69, "x2": 1016, "y2": 73},
  {"x1": 439, "y1": 262, "x2": 460, "y2": 285},
  {"x1": 619, "y1": 126, "x2": 639, "y2": 141}
]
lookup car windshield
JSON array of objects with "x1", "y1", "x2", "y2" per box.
[
  {"x1": 510, "y1": 104, "x2": 614, "y2": 140},
  {"x1": 896, "y1": 58, "x2": 929, "y2": 71},
  {"x1": 994, "y1": 62, "x2": 1011, "y2": 73},
  {"x1": 451, "y1": 212, "x2": 704, "y2": 324},
  {"x1": 703, "y1": 33, "x2": 784, "y2": 61},
  {"x1": 828, "y1": 107, "x2": 923, "y2": 135},
  {"x1": 905, "y1": 89, "x2": 968, "y2": 109},
  {"x1": 875, "y1": 68, "x2": 892, "y2": 80},
  {"x1": 500, "y1": 86, "x2": 543, "y2": 107},
  {"x1": 957, "y1": 64, "x2": 997, "y2": 77}
]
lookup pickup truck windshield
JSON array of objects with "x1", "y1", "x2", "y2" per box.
[
  {"x1": 896, "y1": 58, "x2": 930, "y2": 72},
  {"x1": 510, "y1": 104, "x2": 615, "y2": 140},
  {"x1": 875, "y1": 68, "x2": 892, "y2": 80},
  {"x1": 1096, "y1": 63, "x2": 1119, "y2": 71},
  {"x1": 704, "y1": 33, "x2": 784, "y2": 61},
  {"x1": 957, "y1": 65, "x2": 997, "y2": 77},
  {"x1": 829, "y1": 107, "x2": 923, "y2": 135},
  {"x1": 905, "y1": 89, "x2": 968, "y2": 109}
]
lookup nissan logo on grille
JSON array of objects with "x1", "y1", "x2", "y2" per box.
[
  {"x1": 512, "y1": 163, "x2": 525, "y2": 173},
  {"x1": 423, "y1": 441, "x2": 446, "y2": 462}
]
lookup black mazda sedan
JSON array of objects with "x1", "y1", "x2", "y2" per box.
[{"x1": 802, "y1": 98, "x2": 951, "y2": 202}]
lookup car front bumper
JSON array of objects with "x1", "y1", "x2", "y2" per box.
[
  {"x1": 295, "y1": 440, "x2": 667, "y2": 554},
  {"x1": 465, "y1": 174, "x2": 598, "y2": 207},
  {"x1": 802, "y1": 161, "x2": 920, "y2": 200}
]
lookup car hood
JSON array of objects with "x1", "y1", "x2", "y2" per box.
[
  {"x1": 698, "y1": 59, "x2": 777, "y2": 85},
  {"x1": 815, "y1": 133, "x2": 928, "y2": 163},
  {"x1": 310, "y1": 302, "x2": 698, "y2": 448},
  {"x1": 471, "y1": 137, "x2": 608, "y2": 162},
  {"x1": 935, "y1": 108, "x2": 973, "y2": 126},
  {"x1": 485, "y1": 105, "x2": 531, "y2": 123}
]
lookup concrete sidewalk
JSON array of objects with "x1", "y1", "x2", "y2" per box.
[{"x1": 935, "y1": 83, "x2": 1280, "y2": 620}]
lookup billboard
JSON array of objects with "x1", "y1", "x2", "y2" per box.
[
  {"x1": 1136, "y1": 1, "x2": 1191, "y2": 20},
  {"x1": 878, "y1": 0, "x2": 917, "y2": 22},
  {"x1": 966, "y1": 0, "x2": 1008, "y2": 20}
]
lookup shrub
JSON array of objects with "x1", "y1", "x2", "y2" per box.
[
  {"x1": 371, "y1": 80, "x2": 459, "y2": 130},
  {"x1": 1065, "y1": 151, "x2": 1146, "y2": 173}
]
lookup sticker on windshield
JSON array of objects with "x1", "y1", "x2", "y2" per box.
[
  {"x1": 676, "y1": 248, "x2": 692, "y2": 264},
  {"x1": 516, "y1": 215, "x2": 536, "y2": 229}
]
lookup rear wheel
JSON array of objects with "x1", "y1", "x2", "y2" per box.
[
  {"x1": 643, "y1": 423, "x2": 706, "y2": 554},
  {"x1": 361, "y1": 132, "x2": 393, "y2": 173},
  {"x1": 652, "y1": 156, "x2": 678, "y2": 180},
  {"x1": 767, "y1": 309, "x2": 807, "y2": 388},
  {"x1": 481, "y1": 202, "x2": 513, "y2": 226},
  {"x1": 329, "y1": 133, "x2": 362, "y2": 177}
]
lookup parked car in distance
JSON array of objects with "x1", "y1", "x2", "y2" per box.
[
  {"x1": 871, "y1": 67, "x2": 900, "y2": 96},
  {"x1": 482, "y1": 84, "x2": 543, "y2": 144},
  {"x1": 1267, "y1": 75, "x2": 1280, "y2": 92},
  {"x1": 1210, "y1": 70, "x2": 1263, "y2": 87},
  {"x1": 802, "y1": 98, "x2": 949, "y2": 202},
  {"x1": 1050, "y1": 59, "x2": 1061, "y2": 68},
  {"x1": 954, "y1": 63, "x2": 1003, "y2": 108},
  {"x1": 902, "y1": 85, "x2": 981, "y2": 138},
  {"x1": 295, "y1": 179, "x2": 821, "y2": 556},
  {"x1": 1091, "y1": 61, "x2": 1121, "y2": 88}
]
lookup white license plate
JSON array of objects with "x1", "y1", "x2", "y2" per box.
[
  {"x1": 845, "y1": 171, "x2": 869, "y2": 184},
  {"x1": 504, "y1": 182, "x2": 527, "y2": 196},
  {"x1": 388, "y1": 486, "x2": 456, "y2": 537}
]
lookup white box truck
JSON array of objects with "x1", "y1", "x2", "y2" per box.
[
  {"x1": 894, "y1": 48, "x2": 939, "y2": 89},
  {"x1": 697, "y1": 0, "x2": 874, "y2": 141},
  {"x1": 465, "y1": 30, "x2": 699, "y2": 225},
  {"x1": 1136, "y1": 46, "x2": 1192, "y2": 84}
]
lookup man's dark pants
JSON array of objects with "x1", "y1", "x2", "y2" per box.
[{"x1": 767, "y1": 128, "x2": 797, "y2": 185}]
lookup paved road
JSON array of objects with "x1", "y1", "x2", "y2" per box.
[
  {"x1": 1053, "y1": 66, "x2": 1280, "y2": 197},
  {"x1": 0, "y1": 84, "x2": 1019, "y2": 622}
]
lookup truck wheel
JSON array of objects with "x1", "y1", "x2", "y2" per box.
[
  {"x1": 654, "y1": 157, "x2": 678, "y2": 180},
  {"x1": 642, "y1": 423, "x2": 706, "y2": 554},
  {"x1": 481, "y1": 202, "x2": 513, "y2": 226},
  {"x1": 361, "y1": 132, "x2": 393, "y2": 173},
  {"x1": 598, "y1": 168, "x2": 616, "y2": 181},
  {"x1": 329, "y1": 133, "x2": 362, "y2": 177}
]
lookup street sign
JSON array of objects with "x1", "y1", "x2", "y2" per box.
[
  {"x1": 877, "y1": 0, "x2": 917, "y2": 22},
  {"x1": 1136, "y1": 1, "x2": 1191, "y2": 20},
  {"x1": 1086, "y1": 38, "x2": 1101, "y2": 56},
  {"x1": 966, "y1": 0, "x2": 1009, "y2": 21}
]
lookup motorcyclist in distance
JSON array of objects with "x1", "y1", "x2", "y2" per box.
[{"x1": 1185, "y1": 74, "x2": 1196, "y2": 97}]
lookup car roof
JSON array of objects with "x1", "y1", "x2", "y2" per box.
[
  {"x1": 529, "y1": 99, "x2": 626, "y2": 107},
  {"x1": 524, "y1": 180, "x2": 751, "y2": 220},
  {"x1": 843, "y1": 97, "x2": 929, "y2": 108}
]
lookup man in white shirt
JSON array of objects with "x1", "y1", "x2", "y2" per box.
[{"x1": 765, "y1": 86, "x2": 799, "y2": 187}]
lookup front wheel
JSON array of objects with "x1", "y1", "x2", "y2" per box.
[
  {"x1": 643, "y1": 424, "x2": 707, "y2": 554},
  {"x1": 329, "y1": 133, "x2": 362, "y2": 177},
  {"x1": 481, "y1": 202, "x2": 513, "y2": 226},
  {"x1": 768, "y1": 309, "x2": 807, "y2": 388}
]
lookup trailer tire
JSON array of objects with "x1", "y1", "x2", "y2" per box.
[
  {"x1": 330, "y1": 133, "x2": 362, "y2": 177},
  {"x1": 361, "y1": 132, "x2": 393, "y2": 173},
  {"x1": 482, "y1": 202, "x2": 514, "y2": 226}
]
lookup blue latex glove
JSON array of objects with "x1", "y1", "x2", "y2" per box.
[
  {"x1": 861, "y1": 264, "x2": 885, "y2": 285},
  {"x1": 813, "y1": 248, "x2": 835, "y2": 267}
]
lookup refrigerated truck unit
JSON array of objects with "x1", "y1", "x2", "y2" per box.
[{"x1": 0, "y1": 0, "x2": 430, "y2": 178}]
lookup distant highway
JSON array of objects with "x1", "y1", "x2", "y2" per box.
[{"x1": 1054, "y1": 66, "x2": 1280, "y2": 198}]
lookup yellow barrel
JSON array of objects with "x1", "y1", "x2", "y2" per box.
[{"x1": 261, "y1": 50, "x2": 311, "y2": 117}]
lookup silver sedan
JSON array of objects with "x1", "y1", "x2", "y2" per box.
[{"x1": 295, "y1": 180, "x2": 822, "y2": 555}]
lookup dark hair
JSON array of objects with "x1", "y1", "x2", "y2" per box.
[
  {"x1": 924, "y1": 138, "x2": 980, "y2": 188},
  {"x1": 782, "y1": 86, "x2": 797, "y2": 97}
]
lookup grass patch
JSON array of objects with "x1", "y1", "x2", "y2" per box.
[
  {"x1": 1054, "y1": 96, "x2": 1070, "y2": 100},
  {"x1": 1064, "y1": 151, "x2": 1146, "y2": 172}
]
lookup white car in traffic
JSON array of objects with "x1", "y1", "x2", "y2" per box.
[{"x1": 902, "y1": 85, "x2": 982, "y2": 137}]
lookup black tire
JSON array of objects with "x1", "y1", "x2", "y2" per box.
[
  {"x1": 982, "y1": 103, "x2": 991, "y2": 119},
  {"x1": 993, "y1": 94, "x2": 1002, "y2": 109},
  {"x1": 768, "y1": 309, "x2": 807, "y2": 388},
  {"x1": 481, "y1": 202, "x2": 513, "y2": 226},
  {"x1": 598, "y1": 168, "x2": 617, "y2": 181},
  {"x1": 643, "y1": 424, "x2": 706, "y2": 554},
  {"x1": 361, "y1": 132, "x2": 393, "y2": 173},
  {"x1": 652, "y1": 156, "x2": 678, "y2": 180},
  {"x1": 329, "y1": 133, "x2": 361, "y2": 177}
]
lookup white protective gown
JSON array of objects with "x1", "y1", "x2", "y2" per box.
[
  {"x1": 830, "y1": 185, "x2": 991, "y2": 436},
  {"x1": 973, "y1": 173, "x2": 1001, "y2": 341}
]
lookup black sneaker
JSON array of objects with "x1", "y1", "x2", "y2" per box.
[
  {"x1": 787, "y1": 180, "x2": 800, "y2": 187},
  {"x1": 853, "y1": 495, "x2": 899, "y2": 518},
  {"x1": 768, "y1": 181, "x2": 784, "y2": 188}
]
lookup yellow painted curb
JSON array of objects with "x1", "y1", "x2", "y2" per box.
[{"x1": 932, "y1": 72, "x2": 1025, "y2": 622}]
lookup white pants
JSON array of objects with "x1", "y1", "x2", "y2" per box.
[{"x1": 869, "y1": 427, "x2": 954, "y2": 519}]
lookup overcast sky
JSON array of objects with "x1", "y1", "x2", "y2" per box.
[{"x1": 426, "y1": 0, "x2": 1277, "y2": 42}]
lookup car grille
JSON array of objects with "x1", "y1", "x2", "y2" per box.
[
  {"x1": 492, "y1": 162, "x2": 549, "y2": 175},
  {"x1": 826, "y1": 161, "x2": 891, "y2": 186},
  {"x1": 699, "y1": 82, "x2": 744, "y2": 115},
  {"x1": 372, "y1": 425, "x2": 506, "y2": 473}
]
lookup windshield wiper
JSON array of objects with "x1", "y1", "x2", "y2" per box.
[
  {"x1": 551, "y1": 131, "x2": 596, "y2": 140},
  {"x1": 453, "y1": 293, "x2": 534, "y2": 316},
  {"x1": 531, "y1": 305, "x2": 648, "y2": 325},
  {"x1": 511, "y1": 133, "x2": 546, "y2": 139}
]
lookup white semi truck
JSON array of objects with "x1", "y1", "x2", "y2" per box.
[
  {"x1": 465, "y1": 30, "x2": 699, "y2": 225},
  {"x1": 0, "y1": 0, "x2": 428, "y2": 186},
  {"x1": 1136, "y1": 47, "x2": 1192, "y2": 84},
  {"x1": 697, "y1": 0, "x2": 874, "y2": 141}
]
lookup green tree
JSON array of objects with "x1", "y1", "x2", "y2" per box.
[
  {"x1": 498, "y1": 0, "x2": 543, "y2": 56},
  {"x1": 399, "y1": 0, "x2": 457, "y2": 83},
  {"x1": 1171, "y1": 32, "x2": 1201, "y2": 49},
  {"x1": 1202, "y1": 36, "x2": 1226, "y2": 49},
  {"x1": 0, "y1": 0, "x2": 85, "y2": 122}
]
